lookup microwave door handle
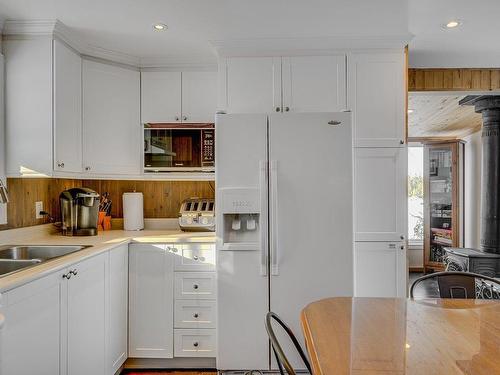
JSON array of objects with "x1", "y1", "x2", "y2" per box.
[
  {"x1": 260, "y1": 160, "x2": 268, "y2": 276},
  {"x1": 270, "y1": 160, "x2": 279, "y2": 276}
]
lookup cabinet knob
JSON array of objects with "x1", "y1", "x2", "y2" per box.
[
  {"x1": 168, "y1": 247, "x2": 178, "y2": 253},
  {"x1": 85, "y1": 166, "x2": 91, "y2": 171},
  {"x1": 400, "y1": 245, "x2": 405, "y2": 250},
  {"x1": 193, "y1": 313, "x2": 199, "y2": 318},
  {"x1": 193, "y1": 342, "x2": 199, "y2": 347},
  {"x1": 62, "y1": 272, "x2": 71, "y2": 280},
  {"x1": 275, "y1": 107, "x2": 281, "y2": 112},
  {"x1": 193, "y1": 284, "x2": 199, "y2": 290},
  {"x1": 400, "y1": 140, "x2": 405, "y2": 145},
  {"x1": 285, "y1": 107, "x2": 290, "y2": 112},
  {"x1": 400, "y1": 235, "x2": 405, "y2": 240},
  {"x1": 183, "y1": 116, "x2": 187, "y2": 121},
  {"x1": 193, "y1": 255, "x2": 199, "y2": 261},
  {"x1": 58, "y1": 162, "x2": 65, "y2": 168},
  {"x1": 69, "y1": 269, "x2": 78, "y2": 276},
  {"x1": 175, "y1": 116, "x2": 180, "y2": 121}
]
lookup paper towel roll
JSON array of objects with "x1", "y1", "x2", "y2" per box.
[{"x1": 123, "y1": 192, "x2": 144, "y2": 231}]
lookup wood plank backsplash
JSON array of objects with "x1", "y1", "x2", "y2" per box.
[{"x1": 0, "y1": 178, "x2": 215, "y2": 230}]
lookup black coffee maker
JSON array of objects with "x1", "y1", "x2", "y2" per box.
[{"x1": 60, "y1": 188, "x2": 100, "y2": 236}]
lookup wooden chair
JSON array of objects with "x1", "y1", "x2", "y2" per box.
[
  {"x1": 410, "y1": 271, "x2": 500, "y2": 299},
  {"x1": 265, "y1": 312, "x2": 312, "y2": 375}
]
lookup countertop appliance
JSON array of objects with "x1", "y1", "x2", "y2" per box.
[
  {"x1": 178, "y1": 198, "x2": 215, "y2": 232},
  {"x1": 144, "y1": 123, "x2": 215, "y2": 173},
  {"x1": 216, "y1": 113, "x2": 353, "y2": 372},
  {"x1": 60, "y1": 188, "x2": 100, "y2": 236}
]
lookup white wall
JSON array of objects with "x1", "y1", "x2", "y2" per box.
[{"x1": 463, "y1": 131, "x2": 482, "y2": 249}]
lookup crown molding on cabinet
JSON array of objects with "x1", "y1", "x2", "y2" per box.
[
  {"x1": 2, "y1": 19, "x2": 217, "y2": 70},
  {"x1": 210, "y1": 34, "x2": 414, "y2": 57}
]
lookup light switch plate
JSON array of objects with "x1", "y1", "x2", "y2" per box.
[{"x1": 35, "y1": 201, "x2": 43, "y2": 219}]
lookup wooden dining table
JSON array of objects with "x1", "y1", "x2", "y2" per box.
[{"x1": 301, "y1": 297, "x2": 500, "y2": 375}]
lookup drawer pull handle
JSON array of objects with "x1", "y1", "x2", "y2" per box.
[
  {"x1": 62, "y1": 272, "x2": 71, "y2": 280},
  {"x1": 193, "y1": 284, "x2": 199, "y2": 290},
  {"x1": 169, "y1": 247, "x2": 178, "y2": 253},
  {"x1": 193, "y1": 255, "x2": 199, "y2": 261},
  {"x1": 193, "y1": 342, "x2": 199, "y2": 347},
  {"x1": 69, "y1": 269, "x2": 78, "y2": 276},
  {"x1": 193, "y1": 313, "x2": 199, "y2": 318}
]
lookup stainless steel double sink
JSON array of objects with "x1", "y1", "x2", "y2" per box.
[{"x1": 0, "y1": 245, "x2": 92, "y2": 277}]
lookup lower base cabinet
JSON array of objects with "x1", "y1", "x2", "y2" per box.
[
  {"x1": 355, "y1": 241, "x2": 407, "y2": 298},
  {"x1": 174, "y1": 329, "x2": 216, "y2": 357},
  {"x1": 0, "y1": 245, "x2": 128, "y2": 375}
]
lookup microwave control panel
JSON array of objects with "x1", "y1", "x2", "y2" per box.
[{"x1": 202, "y1": 129, "x2": 215, "y2": 166}]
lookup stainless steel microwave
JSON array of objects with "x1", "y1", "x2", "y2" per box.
[{"x1": 143, "y1": 123, "x2": 215, "y2": 173}]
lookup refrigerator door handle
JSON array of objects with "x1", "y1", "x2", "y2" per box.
[
  {"x1": 259, "y1": 160, "x2": 268, "y2": 276},
  {"x1": 270, "y1": 160, "x2": 279, "y2": 276}
]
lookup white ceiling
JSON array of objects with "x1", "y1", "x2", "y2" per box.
[
  {"x1": 1, "y1": 0, "x2": 498, "y2": 67},
  {"x1": 0, "y1": 0, "x2": 408, "y2": 63},
  {"x1": 409, "y1": 0, "x2": 500, "y2": 67}
]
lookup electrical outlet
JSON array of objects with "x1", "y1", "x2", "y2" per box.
[{"x1": 35, "y1": 201, "x2": 44, "y2": 219}]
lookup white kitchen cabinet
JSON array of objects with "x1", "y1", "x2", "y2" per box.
[
  {"x1": 128, "y1": 244, "x2": 174, "y2": 358},
  {"x1": 1, "y1": 270, "x2": 65, "y2": 375},
  {"x1": 83, "y1": 59, "x2": 141, "y2": 175},
  {"x1": 173, "y1": 243, "x2": 216, "y2": 272},
  {"x1": 141, "y1": 71, "x2": 182, "y2": 123},
  {"x1": 4, "y1": 38, "x2": 53, "y2": 176},
  {"x1": 355, "y1": 241, "x2": 407, "y2": 297},
  {"x1": 174, "y1": 272, "x2": 216, "y2": 300},
  {"x1": 181, "y1": 71, "x2": 218, "y2": 122},
  {"x1": 354, "y1": 147, "x2": 407, "y2": 242},
  {"x1": 282, "y1": 55, "x2": 346, "y2": 112},
  {"x1": 222, "y1": 57, "x2": 282, "y2": 113},
  {"x1": 173, "y1": 328, "x2": 216, "y2": 358},
  {"x1": 53, "y1": 39, "x2": 82, "y2": 173},
  {"x1": 66, "y1": 253, "x2": 107, "y2": 375},
  {"x1": 349, "y1": 52, "x2": 405, "y2": 147},
  {"x1": 107, "y1": 244, "x2": 128, "y2": 374}
]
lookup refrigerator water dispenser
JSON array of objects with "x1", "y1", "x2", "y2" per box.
[{"x1": 218, "y1": 188, "x2": 263, "y2": 251}]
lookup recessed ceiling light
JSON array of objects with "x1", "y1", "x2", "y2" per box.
[
  {"x1": 445, "y1": 20, "x2": 461, "y2": 29},
  {"x1": 153, "y1": 23, "x2": 168, "y2": 31}
]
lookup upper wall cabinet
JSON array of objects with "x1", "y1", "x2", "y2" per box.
[
  {"x1": 281, "y1": 55, "x2": 346, "y2": 112},
  {"x1": 4, "y1": 38, "x2": 54, "y2": 177},
  {"x1": 141, "y1": 71, "x2": 217, "y2": 124},
  {"x1": 219, "y1": 55, "x2": 346, "y2": 114},
  {"x1": 53, "y1": 40, "x2": 82, "y2": 173},
  {"x1": 4, "y1": 38, "x2": 83, "y2": 177},
  {"x1": 141, "y1": 71, "x2": 182, "y2": 123},
  {"x1": 348, "y1": 52, "x2": 405, "y2": 147},
  {"x1": 221, "y1": 57, "x2": 282, "y2": 114},
  {"x1": 83, "y1": 60, "x2": 141, "y2": 175}
]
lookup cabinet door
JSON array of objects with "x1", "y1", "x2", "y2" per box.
[
  {"x1": 66, "y1": 254, "x2": 107, "y2": 375},
  {"x1": 1, "y1": 271, "x2": 65, "y2": 375},
  {"x1": 349, "y1": 52, "x2": 405, "y2": 147},
  {"x1": 141, "y1": 71, "x2": 181, "y2": 123},
  {"x1": 129, "y1": 244, "x2": 174, "y2": 358},
  {"x1": 355, "y1": 241, "x2": 407, "y2": 297},
  {"x1": 181, "y1": 71, "x2": 217, "y2": 123},
  {"x1": 282, "y1": 55, "x2": 346, "y2": 112},
  {"x1": 53, "y1": 39, "x2": 82, "y2": 173},
  {"x1": 222, "y1": 57, "x2": 281, "y2": 113},
  {"x1": 107, "y1": 245, "x2": 128, "y2": 373},
  {"x1": 82, "y1": 60, "x2": 141, "y2": 175},
  {"x1": 354, "y1": 148, "x2": 407, "y2": 242}
]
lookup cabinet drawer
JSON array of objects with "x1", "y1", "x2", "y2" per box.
[
  {"x1": 174, "y1": 272, "x2": 216, "y2": 300},
  {"x1": 174, "y1": 329, "x2": 216, "y2": 357},
  {"x1": 175, "y1": 300, "x2": 216, "y2": 329},
  {"x1": 172, "y1": 244, "x2": 215, "y2": 272}
]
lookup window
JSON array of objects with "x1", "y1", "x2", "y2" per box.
[{"x1": 408, "y1": 146, "x2": 424, "y2": 243}]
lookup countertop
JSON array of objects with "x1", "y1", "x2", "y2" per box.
[
  {"x1": 301, "y1": 297, "x2": 500, "y2": 375},
  {"x1": 0, "y1": 225, "x2": 215, "y2": 293}
]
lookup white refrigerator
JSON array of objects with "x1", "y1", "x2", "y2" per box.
[{"x1": 216, "y1": 112, "x2": 354, "y2": 372}]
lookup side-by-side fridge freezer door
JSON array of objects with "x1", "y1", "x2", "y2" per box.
[{"x1": 215, "y1": 113, "x2": 270, "y2": 371}]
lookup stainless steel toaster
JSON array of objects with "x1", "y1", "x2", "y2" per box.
[{"x1": 178, "y1": 198, "x2": 215, "y2": 232}]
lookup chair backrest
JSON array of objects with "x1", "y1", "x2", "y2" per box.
[
  {"x1": 265, "y1": 312, "x2": 312, "y2": 375},
  {"x1": 410, "y1": 271, "x2": 500, "y2": 299}
]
